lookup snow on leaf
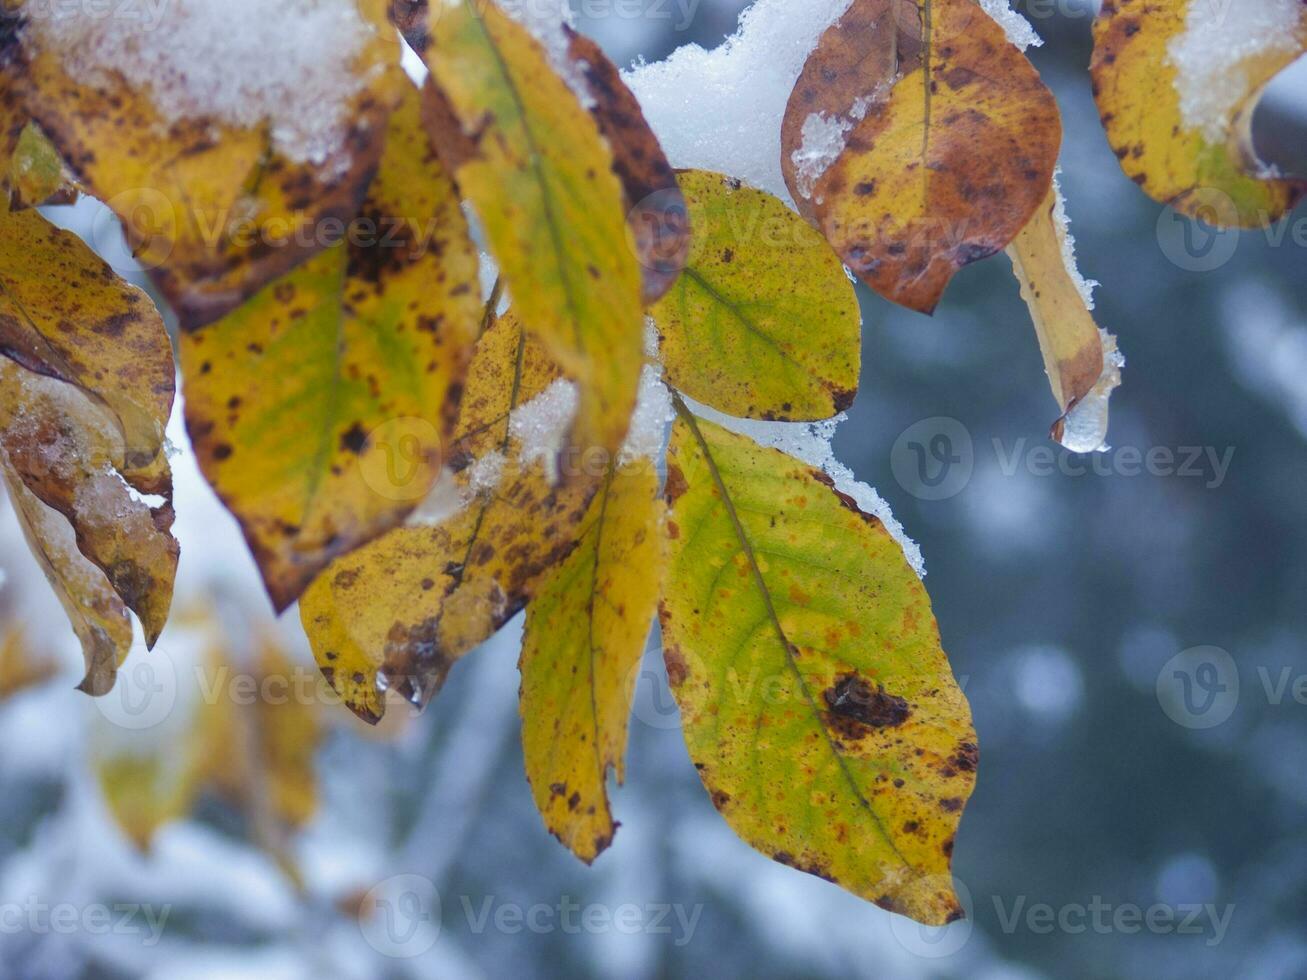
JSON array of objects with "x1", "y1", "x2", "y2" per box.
[
  {"x1": 300, "y1": 311, "x2": 596, "y2": 724},
  {"x1": 660, "y1": 405, "x2": 974, "y2": 925},
  {"x1": 780, "y1": 0, "x2": 1061, "y2": 314},
  {"x1": 649, "y1": 169, "x2": 860, "y2": 421},
  {"x1": 178, "y1": 83, "x2": 481, "y2": 612},
  {"x1": 1006, "y1": 182, "x2": 1123, "y2": 453},
  {"x1": 1091, "y1": 0, "x2": 1307, "y2": 227},
  {"x1": 9, "y1": 0, "x2": 404, "y2": 328}
]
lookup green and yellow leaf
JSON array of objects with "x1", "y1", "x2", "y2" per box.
[
  {"x1": 180, "y1": 84, "x2": 482, "y2": 611},
  {"x1": 420, "y1": 0, "x2": 644, "y2": 461},
  {"x1": 660, "y1": 407, "x2": 975, "y2": 924},
  {"x1": 1091, "y1": 0, "x2": 1307, "y2": 227},
  {"x1": 302, "y1": 311, "x2": 595, "y2": 723},
  {"x1": 8, "y1": 0, "x2": 403, "y2": 327},
  {"x1": 6, "y1": 121, "x2": 76, "y2": 209},
  {"x1": 650, "y1": 169, "x2": 860, "y2": 421},
  {"x1": 781, "y1": 0, "x2": 1060, "y2": 313},
  {"x1": 520, "y1": 460, "x2": 665, "y2": 862}
]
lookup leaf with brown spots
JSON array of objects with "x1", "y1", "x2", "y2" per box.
[
  {"x1": 648, "y1": 169, "x2": 860, "y2": 421},
  {"x1": 1006, "y1": 184, "x2": 1123, "y2": 452},
  {"x1": 781, "y1": 0, "x2": 1060, "y2": 313},
  {"x1": 0, "y1": 205, "x2": 178, "y2": 661},
  {"x1": 300, "y1": 311, "x2": 596, "y2": 723},
  {"x1": 659, "y1": 402, "x2": 975, "y2": 924},
  {"x1": 520, "y1": 458, "x2": 665, "y2": 862},
  {"x1": 0, "y1": 361, "x2": 179, "y2": 651},
  {"x1": 9, "y1": 0, "x2": 403, "y2": 328},
  {"x1": 1091, "y1": 0, "x2": 1307, "y2": 227},
  {"x1": 0, "y1": 206, "x2": 175, "y2": 473},
  {"x1": 0, "y1": 466, "x2": 131, "y2": 695},
  {"x1": 419, "y1": 0, "x2": 644, "y2": 464},
  {"x1": 179, "y1": 83, "x2": 482, "y2": 611}
]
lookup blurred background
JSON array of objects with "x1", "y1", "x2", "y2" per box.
[{"x1": 2, "y1": 1, "x2": 1306, "y2": 977}]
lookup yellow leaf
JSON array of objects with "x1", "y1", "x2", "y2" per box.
[
  {"x1": 649, "y1": 169, "x2": 860, "y2": 421},
  {"x1": 0, "y1": 468, "x2": 131, "y2": 695},
  {"x1": 0, "y1": 206, "x2": 175, "y2": 471},
  {"x1": 520, "y1": 460, "x2": 665, "y2": 862},
  {"x1": 420, "y1": 0, "x2": 644, "y2": 461},
  {"x1": 301, "y1": 311, "x2": 595, "y2": 723},
  {"x1": 660, "y1": 405, "x2": 975, "y2": 924},
  {"x1": 9, "y1": 0, "x2": 404, "y2": 327},
  {"x1": 179, "y1": 84, "x2": 482, "y2": 611},
  {"x1": 97, "y1": 753, "x2": 198, "y2": 852},
  {"x1": 781, "y1": 0, "x2": 1060, "y2": 313},
  {"x1": 1006, "y1": 185, "x2": 1123, "y2": 452},
  {"x1": 1091, "y1": 0, "x2": 1307, "y2": 227}
]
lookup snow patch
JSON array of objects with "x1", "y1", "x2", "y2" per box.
[
  {"x1": 1059, "y1": 330, "x2": 1125, "y2": 454},
  {"x1": 625, "y1": 0, "x2": 856, "y2": 203},
  {"x1": 499, "y1": 0, "x2": 596, "y2": 108},
  {"x1": 1050, "y1": 169, "x2": 1098, "y2": 310},
  {"x1": 620, "y1": 364, "x2": 675, "y2": 463},
  {"x1": 509, "y1": 378, "x2": 579, "y2": 484},
  {"x1": 978, "y1": 0, "x2": 1043, "y2": 52},
  {"x1": 1167, "y1": 0, "x2": 1302, "y2": 144},
  {"x1": 22, "y1": 0, "x2": 381, "y2": 166}
]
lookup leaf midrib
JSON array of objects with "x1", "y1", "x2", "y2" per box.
[{"x1": 671, "y1": 397, "x2": 910, "y2": 869}]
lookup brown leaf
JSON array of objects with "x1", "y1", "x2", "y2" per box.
[{"x1": 781, "y1": 0, "x2": 1060, "y2": 313}]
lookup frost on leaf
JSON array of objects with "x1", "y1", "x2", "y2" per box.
[
  {"x1": 660, "y1": 408, "x2": 973, "y2": 924},
  {"x1": 300, "y1": 312, "x2": 598, "y2": 724},
  {"x1": 1007, "y1": 179, "x2": 1123, "y2": 453},
  {"x1": 780, "y1": 0, "x2": 1061, "y2": 313},
  {"x1": 179, "y1": 83, "x2": 482, "y2": 612},
  {"x1": 9, "y1": 0, "x2": 404, "y2": 328},
  {"x1": 1091, "y1": 0, "x2": 1307, "y2": 227}
]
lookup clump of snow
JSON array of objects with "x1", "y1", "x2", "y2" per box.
[
  {"x1": 625, "y1": 0, "x2": 856, "y2": 203},
  {"x1": 1167, "y1": 0, "x2": 1302, "y2": 143},
  {"x1": 1050, "y1": 169, "x2": 1098, "y2": 310},
  {"x1": 1058, "y1": 330, "x2": 1125, "y2": 454},
  {"x1": 22, "y1": 0, "x2": 381, "y2": 166},
  {"x1": 978, "y1": 0, "x2": 1043, "y2": 52},
  {"x1": 510, "y1": 378, "x2": 579, "y2": 483},
  {"x1": 684, "y1": 398, "x2": 926, "y2": 578},
  {"x1": 499, "y1": 0, "x2": 596, "y2": 108},
  {"x1": 463, "y1": 450, "x2": 506, "y2": 497},
  {"x1": 792, "y1": 112, "x2": 854, "y2": 202},
  {"x1": 620, "y1": 364, "x2": 675, "y2": 463}
]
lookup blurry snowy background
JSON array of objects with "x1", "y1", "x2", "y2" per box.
[{"x1": 3, "y1": 1, "x2": 1307, "y2": 978}]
